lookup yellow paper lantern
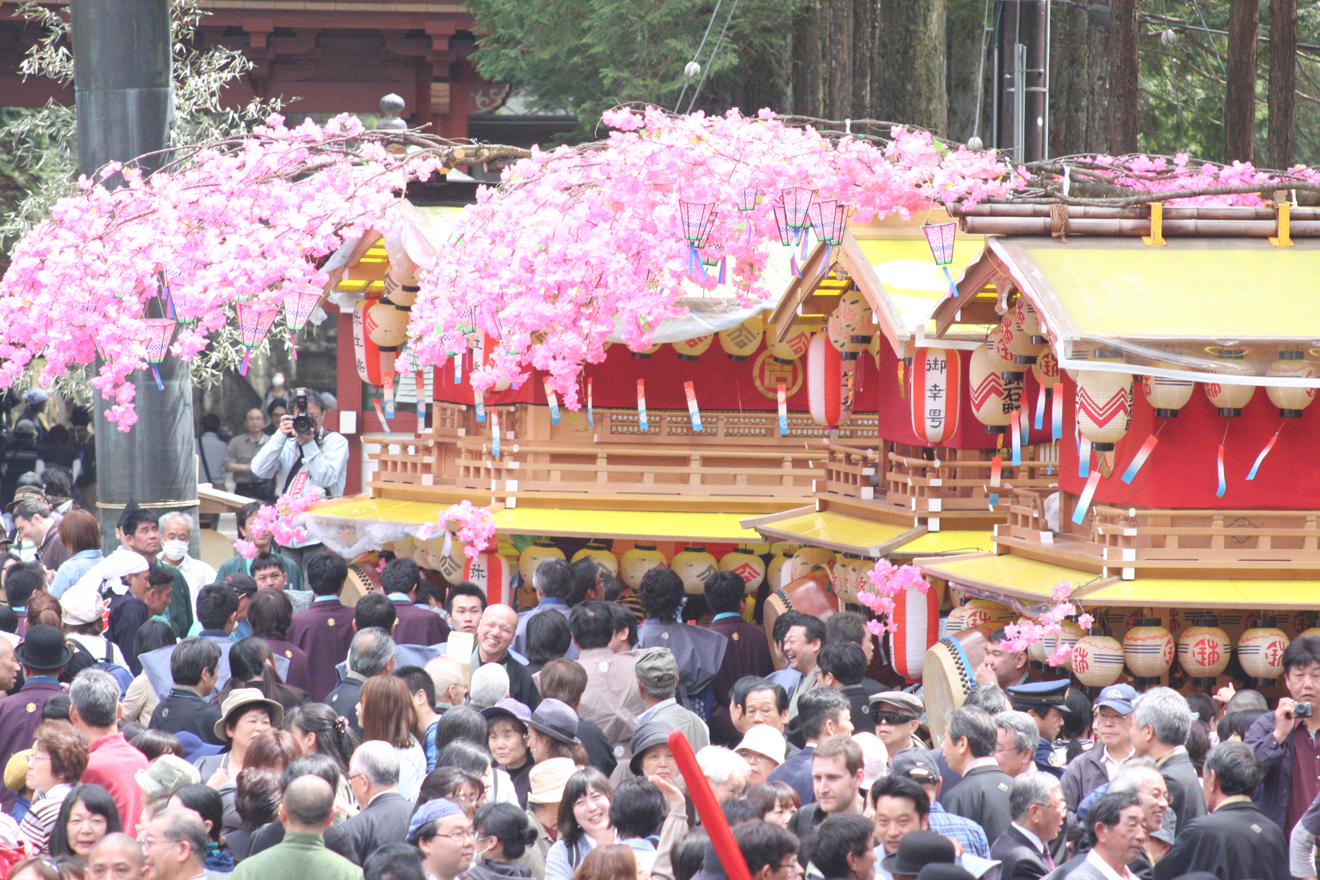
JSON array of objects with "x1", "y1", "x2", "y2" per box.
[
  {"x1": 831, "y1": 555, "x2": 859, "y2": 605},
  {"x1": 718, "y1": 548, "x2": 767, "y2": 593},
  {"x1": 1003, "y1": 305, "x2": 1043, "y2": 366},
  {"x1": 969, "y1": 344, "x2": 1019, "y2": 434},
  {"x1": 765, "y1": 546, "x2": 792, "y2": 590},
  {"x1": 572, "y1": 540, "x2": 619, "y2": 576},
  {"x1": 518, "y1": 539, "x2": 566, "y2": 584},
  {"x1": 719, "y1": 315, "x2": 764, "y2": 360},
  {"x1": 424, "y1": 536, "x2": 467, "y2": 586},
  {"x1": 1071, "y1": 634, "x2": 1125, "y2": 687},
  {"x1": 986, "y1": 325, "x2": 1021, "y2": 380},
  {"x1": 787, "y1": 547, "x2": 836, "y2": 583},
  {"x1": 1041, "y1": 620, "x2": 1086, "y2": 670},
  {"x1": 672, "y1": 335, "x2": 714, "y2": 361},
  {"x1": 395, "y1": 534, "x2": 416, "y2": 560},
  {"x1": 960, "y1": 599, "x2": 1016, "y2": 631},
  {"x1": 1140, "y1": 374, "x2": 1195, "y2": 417},
  {"x1": 1020, "y1": 618, "x2": 1050, "y2": 664},
  {"x1": 1076, "y1": 371, "x2": 1134, "y2": 452},
  {"x1": 1032, "y1": 349, "x2": 1060, "y2": 390},
  {"x1": 383, "y1": 259, "x2": 419, "y2": 308},
  {"x1": 671, "y1": 544, "x2": 719, "y2": 595},
  {"x1": 1239, "y1": 621, "x2": 1290, "y2": 680},
  {"x1": 1123, "y1": 619, "x2": 1175, "y2": 681},
  {"x1": 1204, "y1": 350, "x2": 1256, "y2": 416},
  {"x1": 829, "y1": 291, "x2": 873, "y2": 360},
  {"x1": 1177, "y1": 617, "x2": 1232, "y2": 679},
  {"x1": 364, "y1": 300, "x2": 409, "y2": 349},
  {"x1": 1266, "y1": 353, "x2": 1317, "y2": 418},
  {"x1": 620, "y1": 543, "x2": 668, "y2": 590},
  {"x1": 767, "y1": 321, "x2": 814, "y2": 363}
]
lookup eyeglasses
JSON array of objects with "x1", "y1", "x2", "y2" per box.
[
  {"x1": 433, "y1": 830, "x2": 477, "y2": 842},
  {"x1": 874, "y1": 711, "x2": 916, "y2": 726}
]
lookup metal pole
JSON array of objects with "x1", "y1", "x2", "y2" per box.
[{"x1": 71, "y1": 0, "x2": 197, "y2": 549}]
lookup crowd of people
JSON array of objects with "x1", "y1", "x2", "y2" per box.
[{"x1": 0, "y1": 477, "x2": 1313, "y2": 880}]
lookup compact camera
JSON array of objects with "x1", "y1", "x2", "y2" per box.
[{"x1": 1296, "y1": 701, "x2": 1313, "y2": 718}]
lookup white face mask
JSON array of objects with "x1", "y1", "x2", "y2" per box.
[{"x1": 161, "y1": 539, "x2": 189, "y2": 561}]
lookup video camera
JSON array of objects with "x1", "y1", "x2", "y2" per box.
[{"x1": 292, "y1": 388, "x2": 316, "y2": 436}]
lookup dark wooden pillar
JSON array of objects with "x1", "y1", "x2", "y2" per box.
[
  {"x1": 1226, "y1": 0, "x2": 1258, "y2": 163},
  {"x1": 1108, "y1": 0, "x2": 1139, "y2": 154},
  {"x1": 1269, "y1": 0, "x2": 1297, "y2": 168}
]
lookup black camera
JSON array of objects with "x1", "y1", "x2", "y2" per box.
[
  {"x1": 1296, "y1": 702, "x2": 1313, "y2": 718},
  {"x1": 291, "y1": 389, "x2": 315, "y2": 436}
]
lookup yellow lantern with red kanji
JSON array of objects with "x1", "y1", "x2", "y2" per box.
[
  {"x1": 986, "y1": 325, "x2": 1021, "y2": 380},
  {"x1": 1239, "y1": 620, "x2": 1290, "y2": 680},
  {"x1": 1076, "y1": 371, "x2": 1134, "y2": 452},
  {"x1": 767, "y1": 321, "x2": 814, "y2": 364},
  {"x1": 1123, "y1": 619, "x2": 1175, "y2": 681},
  {"x1": 1177, "y1": 617, "x2": 1231, "y2": 679},
  {"x1": 969, "y1": 344, "x2": 1018, "y2": 434},
  {"x1": 1141, "y1": 374, "x2": 1194, "y2": 418},
  {"x1": 1071, "y1": 634, "x2": 1125, "y2": 687},
  {"x1": 1004, "y1": 302, "x2": 1044, "y2": 367},
  {"x1": 1033, "y1": 349, "x2": 1061, "y2": 390},
  {"x1": 672, "y1": 335, "x2": 714, "y2": 361}
]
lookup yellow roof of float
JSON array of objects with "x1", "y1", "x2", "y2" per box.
[
  {"x1": 1077, "y1": 577, "x2": 1320, "y2": 610},
  {"x1": 894, "y1": 530, "x2": 995, "y2": 557},
  {"x1": 919, "y1": 553, "x2": 1115, "y2": 603},
  {"x1": 743, "y1": 508, "x2": 995, "y2": 558},
  {"x1": 308, "y1": 496, "x2": 759, "y2": 543}
]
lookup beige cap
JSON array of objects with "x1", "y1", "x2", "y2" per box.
[
  {"x1": 735, "y1": 724, "x2": 786, "y2": 766},
  {"x1": 4, "y1": 750, "x2": 29, "y2": 792},
  {"x1": 527, "y1": 757, "x2": 578, "y2": 805}
]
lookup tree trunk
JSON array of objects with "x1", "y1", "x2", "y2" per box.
[
  {"x1": 1109, "y1": 0, "x2": 1139, "y2": 153},
  {"x1": 1050, "y1": 2, "x2": 1111, "y2": 156},
  {"x1": 875, "y1": 0, "x2": 948, "y2": 132},
  {"x1": 826, "y1": 0, "x2": 853, "y2": 119},
  {"x1": 1269, "y1": 0, "x2": 1297, "y2": 168},
  {"x1": 1225, "y1": 0, "x2": 1258, "y2": 163},
  {"x1": 946, "y1": 0, "x2": 985, "y2": 144},
  {"x1": 790, "y1": 0, "x2": 827, "y2": 117},
  {"x1": 852, "y1": 0, "x2": 876, "y2": 118}
]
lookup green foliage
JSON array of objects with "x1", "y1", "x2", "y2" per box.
[{"x1": 463, "y1": 0, "x2": 806, "y2": 138}]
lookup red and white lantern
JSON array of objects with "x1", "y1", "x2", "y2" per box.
[
  {"x1": 1032, "y1": 348, "x2": 1061, "y2": 390},
  {"x1": 910, "y1": 346, "x2": 962, "y2": 445},
  {"x1": 1076, "y1": 371, "x2": 1134, "y2": 451},
  {"x1": 1004, "y1": 303, "x2": 1044, "y2": 366},
  {"x1": 969, "y1": 344, "x2": 1018, "y2": 433},
  {"x1": 672, "y1": 334, "x2": 714, "y2": 361},
  {"x1": 1123, "y1": 619, "x2": 1175, "y2": 681},
  {"x1": 1205, "y1": 381, "x2": 1255, "y2": 417},
  {"x1": 1177, "y1": 618, "x2": 1232, "y2": 679},
  {"x1": 719, "y1": 548, "x2": 767, "y2": 593},
  {"x1": 986, "y1": 325, "x2": 1022, "y2": 380},
  {"x1": 1071, "y1": 634, "x2": 1125, "y2": 687},
  {"x1": 463, "y1": 553, "x2": 512, "y2": 606},
  {"x1": 1266, "y1": 352, "x2": 1317, "y2": 418},
  {"x1": 1239, "y1": 621, "x2": 1290, "y2": 680},
  {"x1": 887, "y1": 580, "x2": 939, "y2": 682},
  {"x1": 807, "y1": 332, "x2": 854, "y2": 430},
  {"x1": 1141, "y1": 375, "x2": 1195, "y2": 417},
  {"x1": 767, "y1": 320, "x2": 814, "y2": 364}
]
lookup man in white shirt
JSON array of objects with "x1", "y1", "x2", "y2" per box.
[
  {"x1": 158, "y1": 513, "x2": 216, "y2": 611},
  {"x1": 1071, "y1": 790, "x2": 1147, "y2": 880},
  {"x1": 1061, "y1": 684, "x2": 1138, "y2": 827}
]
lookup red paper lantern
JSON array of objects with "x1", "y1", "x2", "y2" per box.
[
  {"x1": 887, "y1": 581, "x2": 939, "y2": 682},
  {"x1": 1140, "y1": 374, "x2": 1194, "y2": 417},
  {"x1": 969, "y1": 344, "x2": 1018, "y2": 433},
  {"x1": 807, "y1": 332, "x2": 853, "y2": 430},
  {"x1": 353, "y1": 296, "x2": 385, "y2": 387},
  {"x1": 1266, "y1": 352, "x2": 1317, "y2": 418},
  {"x1": 1076, "y1": 371, "x2": 1134, "y2": 451},
  {"x1": 463, "y1": 552, "x2": 512, "y2": 606},
  {"x1": 910, "y1": 347, "x2": 962, "y2": 445}
]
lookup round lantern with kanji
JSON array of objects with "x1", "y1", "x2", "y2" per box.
[
  {"x1": 719, "y1": 315, "x2": 764, "y2": 360},
  {"x1": 829, "y1": 291, "x2": 873, "y2": 360},
  {"x1": 887, "y1": 579, "x2": 939, "y2": 682},
  {"x1": 620, "y1": 544, "x2": 667, "y2": 590},
  {"x1": 1177, "y1": 618, "x2": 1232, "y2": 679},
  {"x1": 1239, "y1": 620, "x2": 1290, "y2": 681},
  {"x1": 572, "y1": 540, "x2": 619, "y2": 576},
  {"x1": 1205, "y1": 380, "x2": 1255, "y2": 417},
  {"x1": 671, "y1": 545, "x2": 719, "y2": 594},
  {"x1": 1042, "y1": 620, "x2": 1086, "y2": 670},
  {"x1": 767, "y1": 320, "x2": 814, "y2": 364},
  {"x1": 969, "y1": 344, "x2": 1017, "y2": 433},
  {"x1": 1266, "y1": 351, "x2": 1317, "y2": 418},
  {"x1": 961, "y1": 599, "x2": 1015, "y2": 630},
  {"x1": 464, "y1": 552, "x2": 513, "y2": 606},
  {"x1": 788, "y1": 546, "x2": 836, "y2": 583},
  {"x1": 1033, "y1": 349, "x2": 1060, "y2": 390},
  {"x1": 1141, "y1": 374, "x2": 1195, "y2": 418},
  {"x1": 986, "y1": 325, "x2": 1022, "y2": 380},
  {"x1": 1003, "y1": 303, "x2": 1044, "y2": 366},
  {"x1": 1076, "y1": 371, "x2": 1134, "y2": 452},
  {"x1": 1123, "y1": 619, "x2": 1174, "y2": 682},
  {"x1": 719, "y1": 548, "x2": 767, "y2": 593},
  {"x1": 1071, "y1": 634, "x2": 1125, "y2": 687},
  {"x1": 910, "y1": 347, "x2": 962, "y2": 446},
  {"x1": 672, "y1": 335, "x2": 714, "y2": 361}
]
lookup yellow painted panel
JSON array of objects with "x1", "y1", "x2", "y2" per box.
[
  {"x1": 760, "y1": 511, "x2": 911, "y2": 549},
  {"x1": 896, "y1": 530, "x2": 995, "y2": 555},
  {"x1": 857, "y1": 238, "x2": 987, "y2": 307},
  {"x1": 922, "y1": 554, "x2": 1103, "y2": 601},
  {"x1": 1022, "y1": 243, "x2": 1320, "y2": 338},
  {"x1": 1082, "y1": 578, "x2": 1320, "y2": 609}
]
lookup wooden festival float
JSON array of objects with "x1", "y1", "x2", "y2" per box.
[{"x1": 901, "y1": 201, "x2": 1320, "y2": 734}]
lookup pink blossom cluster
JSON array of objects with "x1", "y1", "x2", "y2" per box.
[
  {"x1": 1074, "y1": 153, "x2": 1320, "y2": 206},
  {"x1": 442, "y1": 500, "x2": 496, "y2": 559},
  {"x1": 856, "y1": 559, "x2": 932, "y2": 637},
  {"x1": 0, "y1": 113, "x2": 442, "y2": 428},
  {"x1": 408, "y1": 107, "x2": 1018, "y2": 405},
  {"x1": 1000, "y1": 580, "x2": 1094, "y2": 667},
  {"x1": 230, "y1": 486, "x2": 324, "y2": 557}
]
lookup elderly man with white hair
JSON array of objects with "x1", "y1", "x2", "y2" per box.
[
  {"x1": 991, "y1": 772, "x2": 1066, "y2": 880},
  {"x1": 157, "y1": 512, "x2": 216, "y2": 610},
  {"x1": 995, "y1": 711, "x2": 1042, "y2": 778},
  {"x1": 470, "y1": 663, "x2": 510, "y2": 710},
  {"x1": 696, "y1": 746, "x2": 750, "y2": 804},
  {"x1": 341, "y1": 741, "x2": 412, "y2": 864}
]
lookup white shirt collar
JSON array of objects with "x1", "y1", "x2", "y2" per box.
[
  {"x1": 1011, "y1": 822, "x2": 1046, "y2": 853},
  {"x1": 1085, "y1": 848, "x2": 1136, "y2": 880}
]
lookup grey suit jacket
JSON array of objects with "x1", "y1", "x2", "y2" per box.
[{"x1": 341, "y1": 791, "x2": 414, "y2": 864}]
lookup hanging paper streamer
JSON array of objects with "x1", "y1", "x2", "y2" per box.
[
  {"x1": 475, "y1": 391, "x2": 486, "y2": 423},
  {"x1": 1052, "y1": 383, "x2": 1064, "y2": 440},
  {"x1": 1078, "y1": 434, "x2": 1091, "y2": 478},
  {"x1": 637, "y1": 379, "x2": 649, "y2": 431},
  {"x1": 282, "y1": 285, "x2": 323, "y2": 360},
  {"x1": 372, "y1": 398, "x2": 392, "y2": 434},
  {"x1": 453, "y1": 353, "x2": 462, "y2": 384},
  {"x1": 1018, "y1": 397, "x2": 1030, "y2": 447},
  {"x1": 1121, "y1": 434, "x2": 1160, "y2": 484},
  {"x1": 1035, "y1": 384, "x2": 1046, "y2": 431},
  {"x1": 545, "y1": 381, "x2": 561, "y2": 425},
  {"x1": 235, "y1": 302, "x2": 278, "y2": 376},
  {"x1": 1010, "y1": 411, "x2": 1022, "y2": 466},
  {"x1": 491, "y1": 411, "x2": 501, "y2": 458},
  {"x1": 1071, "y1": 470, "x2": 1103, "y2": 524},
  {"x1": 989, "y1": 455, "x2": 1003, "y2": 507},
  {"x1": 416, "y1": 370, "x2": 427, "y2": 419},
  {"x1": 587, "y1": 378, "x2": 594, "y2": 428},
  {"x1": 777, "y1": 383, "x2": 788, "y2": 436},
  {"x1": 1247, "y1": 427, "x2": 1283, "y2": 480},
  {"x1": 683, "y1": 381, "x2": 704, "y2": 431},
  {"x1": 1216, "y1": 442, "x2": 1227, "y2": 498},
  {"x1": 383, "y1": 373, "x2": 396, "y2": 418}
]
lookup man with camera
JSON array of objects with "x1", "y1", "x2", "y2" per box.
[
  {"x1": 248, "y1": 388, "x2": 348, "y2": 571},
  {"x1": 1246, "y1": 634, "x2": 1320, "y2": 840}
]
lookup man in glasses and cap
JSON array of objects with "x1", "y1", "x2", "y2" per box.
[
  {"x1": 870, "y1": 691, "x2": 925, "y2": 762},
  {"x1": 1006, "y1": 679, "x2": 1072, "y2": 778}
]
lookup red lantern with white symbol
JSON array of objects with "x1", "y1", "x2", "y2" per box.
[
  {"x1": 807, "y1": 332, "x2": 854, "y2": 430},
  {"x1": 969, "y1": 344, "x2": 1017, "y2": 433},
  {"x1": 887, "y1": 579, "x2": 939, "y2": 682},
  {"x1": 910, "y1": 347, "x2": 962, "y2": 446},
  {"x1": 1141, "y1": 374, "x2": 1194, "y2": 417},
  {"x1": 463, "y1": 552, "x2": 512, "y2": 606},
  {"x1": 672, "y1": 334, "x2": 714, "y2": 361},
  {"x1": 1266, "y1": 352, "x2": 1317, "y2": 418},
  {"x1": 1076, "y1": 371, "x2": 1134, "y2": 451}
]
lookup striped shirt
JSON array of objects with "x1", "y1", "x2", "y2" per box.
[{"x1": 17, "y1": 783, "x2": 71, "y2": 854}]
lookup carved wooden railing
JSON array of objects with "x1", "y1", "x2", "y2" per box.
[
  {"x1": 1089, "y1": 505, "x2": 1320, "y2": 573},
  {"x1": 885, "y1": 449, "x2": 1058, "y2": 514}
]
